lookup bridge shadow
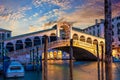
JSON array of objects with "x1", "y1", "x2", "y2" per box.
[{"x1": 54, "y1": 46, "x2": 97, "y2": 61}]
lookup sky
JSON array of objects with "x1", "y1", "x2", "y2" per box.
[{"x1": 0, "y1": 0, "x2": 120, "y2": 36}]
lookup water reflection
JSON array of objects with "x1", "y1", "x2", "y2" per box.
[
  {"x1": 0, "y1": 60, "x2": 120, "y2": 80},
  {"x1": 0, "y1": 71, "x2": 42, "y2": 80},
  {"x1": 47, "y1": 60, "x2": 98, "y2": 80},
  {"x1": 47, "y1": 60, "x2": 120, "y2": 80}
]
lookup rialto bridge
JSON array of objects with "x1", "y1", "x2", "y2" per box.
[{"x1": 3, "y1": 22, "x2": 105, "y2": 61}]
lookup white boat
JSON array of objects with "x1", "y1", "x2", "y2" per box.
[{"x1": 6, "y1": 61, "x2": 24, "y2": 78}]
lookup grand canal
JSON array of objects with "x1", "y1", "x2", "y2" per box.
[{"x1": 0, "y1": 60, "x2": 120, "y2": 80}]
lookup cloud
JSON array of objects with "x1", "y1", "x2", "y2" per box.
[
  {"x1": 0, "y1": 5, "x2": 5, "y2": 13},
  {"x1": 33, "y1": 13, "x2": 38, "y2": 17},
  {"x1": 32, "y1": 0, "x2": 71, "y2": 10},
  {"x1": 38, "y1": 15, "x2": 48, "y2": 22},
  {"x1": 112, "y1": 1, "x2": 120, "y2": 17},
  {"x1": 28, "y1": 22, "x2": 56, "y2": 32}
]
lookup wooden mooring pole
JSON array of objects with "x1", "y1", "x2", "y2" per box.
[
  {"x1": 44, "y1": 35, "x2": 48, "y2": 80},
  {"x1": 32, "y1": 49, "x2": 35, "y2": 70},
  {"x1": 101, "y1": 45, "x2": 104, "y2": 80},
  {"x1": 104, "y1": 0, "x2": 112, "y2": 80},
  {"x1": 96, "y1": 44, "x2": 100, "y2": 80},
  {"x1": 69, "y1": 39, "x2": 73, "y2": 80}
]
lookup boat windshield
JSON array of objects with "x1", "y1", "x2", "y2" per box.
[{"x1": 10, "y1": 66, "x2": 21, "y2": 70}]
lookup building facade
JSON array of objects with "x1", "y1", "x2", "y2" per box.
[
  {"x1": 83, "y1": 15, "x2": 120, "y2": 56},
  {"x1": 0, "y1": 28, "x2": 11, "y2": 56}
]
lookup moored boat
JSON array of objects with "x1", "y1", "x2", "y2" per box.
[{"x1": 5, "y1": 61, "x2": 24, "y2": 78}]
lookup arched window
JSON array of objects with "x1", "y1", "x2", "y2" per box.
[
  {"x1": 6, "y1": 42, "x2": 14, "y2": 52},
  {"x1": 34, "y1": 36, "x2": 41, "y2": 46},
  {"x1": 93, "y1": 39, "x2": 98, "y2": 45},
  {"x1": 25, "y1": 38, "x2": 32, "y2": 48},
  {"x1": 16, "y1": 40, "x2": 23, "y2": 50},
  {"x1": 100, "y1": 41, "x2": 104, "y2": 46},
  {"x1": 73, "y1": 34, "x2": 78, "y2": 40}
]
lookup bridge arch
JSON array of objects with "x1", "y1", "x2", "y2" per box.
[
  {"x1": 6, "y1": 42, "x2": 14, "y2": 52},
  {"x1": 86, "y1": 37, "x2": 92, "y2": 44},
  {"x1": 25, "y1": 38, "x2": 32, "y2": 48},
  {"x1": 34, "y1": 36, "x2": 41, "y2": 46},
  {"x1": 73, "y1": 33, "x2": 79, "y2": 40},
  {"x1": 16, "y1": 40, "x2": 23, "y2": 50},
  {"x1": 54, "y1": 46, "x2": 97, "y2": 61},
  {"x1": 80, "y1": 35, "x2": 85, "y2": 42}
]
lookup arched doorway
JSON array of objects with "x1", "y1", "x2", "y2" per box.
[
  {"x1": 59, "y1": 22, "x2": 70, "y2": 39},
  {"x1": 53, "y1": 51, "x2": 57, "y2": 59},
  {"x1": 50, "y1": 33, "x2": 57, "y2": 42},
  {"x1": 34, "y1": 36, "x2": 41, "y2": 46},
  {"x1": 25, "y1": 38, "x2": 32, "y2": 48},
  {"x1": 100, "y1": 41, "x2": 104, "y2": 46},
  {"x1": 16, "y1": 40, "x2": 23, "y2": 50},
  {"x1": 80, "y1": 36, "x2": 85, "y2": 42},
  {"x1": 6, "y1": 42, "x2": 14, "y2": 52},
  {"x1": 93, "y1": 39, "x2": 98, "y2": 45},
  {"x1": 73, "y1": 34, "x2": 78, "y2": 40},
  {"x1": 49, "y1": 51, "x2": 54, "y2": 59},
  {"x1": 57, "y1": 50, "x2": 62, "y2": 59},
  {"x1": 86, "y1": 37, "x2": 92, "y2": 44}
]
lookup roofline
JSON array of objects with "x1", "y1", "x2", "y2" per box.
[
  {"x1": 4, "y1": 27, "x2": 56, "y2": 41},
  {"x1": 0, "y1": 28, "x2": 12, "y2": 32}
]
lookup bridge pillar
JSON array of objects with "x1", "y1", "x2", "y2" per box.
[{"x1": 32, "y1": 39, "x2": 34, "y2": 47}]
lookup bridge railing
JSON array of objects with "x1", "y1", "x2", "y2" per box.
[
  {"x1": 8, "y1": 39, "x2": 101, "y2": 58},
  {"x1": 7, "y1": 39, "x2": 70, "y2": 57}
]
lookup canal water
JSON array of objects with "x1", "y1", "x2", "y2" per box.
[{"x1": 0, "y1": 60, "x2": 120, "y2": 80}]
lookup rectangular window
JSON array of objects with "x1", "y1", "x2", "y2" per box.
[
  {"x1": 0, "y1": 42, "x2": 1, "y2": 49},
  {"x1": 7, "y1": 33, "x2": 10, "y2": 38},
  {"x1": 2, "y1": 33, "x2": 5, "y2": 40},
  {"x1": 93, "y1": 30, "x2": 95, "y2": 35},
  {"x1": 119, "y1": 37, "x2": 120, "y2": 41},
  {"x1": 0, "y1": 34, "x2": 2, "y2": 40},
  {"x1": 118, "y1": 29, "x2": 120, "y2": 35}
]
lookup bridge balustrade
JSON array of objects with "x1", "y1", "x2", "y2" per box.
[{"x1": 7, "y1": 39, "x2": 102, "y2": 59}]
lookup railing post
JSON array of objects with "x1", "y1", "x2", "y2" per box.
[{"x1": 101, "y1": 45, "x2": 104, "y2": 80}]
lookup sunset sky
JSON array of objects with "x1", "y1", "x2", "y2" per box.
[{"x1": 0, "y1": 0, "x2": 120, "y2": 36}]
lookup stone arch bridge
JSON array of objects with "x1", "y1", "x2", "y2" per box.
[{"x1": 3, "y1": 22, "x2": 105, "y2": 61}]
